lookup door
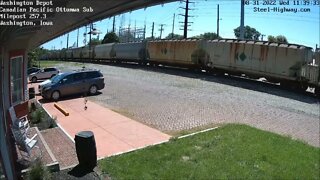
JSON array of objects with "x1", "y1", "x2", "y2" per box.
[
  {"x1": 71, "y1": 72, "x2": 87, "y2": 94},
  {"x1": 58, "y1": 74, "x2": 75, "y2": 96}
]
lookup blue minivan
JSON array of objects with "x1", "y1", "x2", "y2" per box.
[{"x1": 39, "y1": 69, "x2": 105, "y2": 100}]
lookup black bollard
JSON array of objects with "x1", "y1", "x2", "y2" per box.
[{"x1": 74, "y1": 131, "x2": 97, "y2": 170}]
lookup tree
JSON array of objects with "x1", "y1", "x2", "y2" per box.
[
  {"x1": 268, "y1": 35, "x2": 277, "y2": 42},
  {"x1": 276, "y1": 35, "x2": 288, "y2": 43},
  {"x1": 234, "y1": 25, "x2": 261, "y2": 40},
  {"x1": 192, "y1": 32, "x2": 221, "y2": 40},
  {"x1": 27, "y1": 47, "x2": 49, "y2": 68},
  {"x1": 102, "y1": 32, "x2": 120, "y2": 44},
  {"x1": 268, "y1": 35, "x2": 288, "y2": 43},
  {"x1": 88, "y1": 38, "x2": 101, "y2": 46},
  {"x1": 201, "y1": 32, "x2": 221, "y2": 40},
  {"x1": 165, "y1": 33, "x2": 184, "y2": 40}
]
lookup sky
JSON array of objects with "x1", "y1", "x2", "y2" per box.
[{"x1": 42, "y1": 0, "x2": 320, "y2": 50}]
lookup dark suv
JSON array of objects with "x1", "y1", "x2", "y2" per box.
[{"x1": 39, "y1": 69, "x2": 105, "y2": 100}]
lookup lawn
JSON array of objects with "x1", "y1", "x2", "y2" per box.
[
  {"x1": 99, "y1": 124, "x2": 320, "y2": 179},
  {"x1": 34, "y1": 60, "x2": 64, "y2": 68},
  {"x1": 33, "y1": 60, "x2": 83, "y2": 69}
]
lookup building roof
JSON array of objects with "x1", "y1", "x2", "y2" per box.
[{"x1": 0, "y1": 0, "x2": 175, "y2": 48}]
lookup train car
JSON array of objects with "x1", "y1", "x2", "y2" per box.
[
  {"x1": 147, "y1": 39, "x2": 207, "y2": 68},
  {"x1": 301, "y1": 51, "x2": 320, "y2": 95},
  {"x1": 50, "y1": 50, "x2": 60, "y2": 60},
  {"x1": 80, "y1": 46, "x2": 92, "y2": 60},
  {"x1": 314, "y1": 51, "x2": 320, "y2": 65},
  {"x1": 112, "y1": 42, "x2": 147, "y2": 62},
  {"x1": 65, "y1": 49, "x2": 73, "y2": 60},
  {"x1": 71, "y1": 47, "x2": 82, "y2": 60},
  {"x1": 205, "y1": 39, "x2": 313, "y2": 84},
  {"x1": 93, "y1": 43, "x2": 114, "y2": 60}
]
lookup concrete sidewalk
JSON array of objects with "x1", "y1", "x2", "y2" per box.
[
  {"x1": 29, "y1": 82, "x2": 171, "y2": 158},
  {"x1": 41, "y1": 97, "x2": 171, "y2": 158}
]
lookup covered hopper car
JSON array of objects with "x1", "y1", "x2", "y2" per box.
[{"x1": 46, "y1": 39, "x2": 320, "y2": 96}]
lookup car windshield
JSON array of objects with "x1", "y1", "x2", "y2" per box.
[{"x1": 51, "y1": 73, "x2": 65, "y2": 84}]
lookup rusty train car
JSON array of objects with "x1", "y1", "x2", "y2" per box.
[{"x1": 46, "y1": 39, "x2": 320, "y2": 95}]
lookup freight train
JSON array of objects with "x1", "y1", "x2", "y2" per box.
[{"x1": 43, "y1": 39, "x2": 320, "y2": 96}]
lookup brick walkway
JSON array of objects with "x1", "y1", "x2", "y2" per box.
[{"x1": 41, "y1": 127, "x2": 78, "y2": 169}]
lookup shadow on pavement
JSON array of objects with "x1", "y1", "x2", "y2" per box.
[
  {"x1": 68, "y1": 164, "x2": 94, "y2": 178},
  {"x1": 38, "y1": 92, "x2": 102, "y2": 104}
]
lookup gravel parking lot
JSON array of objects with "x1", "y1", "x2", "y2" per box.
[{"x1": 58, "y1": 62, "x2": 320, "y2": 147}]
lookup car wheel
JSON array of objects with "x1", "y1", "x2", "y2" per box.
[
  {"x1": 31, "y1": 76, "x2": 37, "y2": 83},
  {"x1": 89, "y1": 85, "x2": 98, "y2": 95},
  {"x1": 51, "y1": 74, "x2": 56, "y2": 78},
  {"x1": 51, "y1": 91, "x2": 60, "y2": 101}
]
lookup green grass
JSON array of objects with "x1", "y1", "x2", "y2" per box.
[
  {"x1": 33, "y1": 60, "x2": 83, "y2": 70},
  {"x1": 34, "y1": 60, "x2": 64, "y2": 68},
  {"x1": 99, "y1": 124, "x2": 320, "y2": 179}
]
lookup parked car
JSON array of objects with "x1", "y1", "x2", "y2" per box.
[
  {"x1": 27, "y1": 67, "x2": 40, "y2": 75},
  {"x1": 28, "y1": 67, "x2": 59, "y2": 82},
  {"x1": 39, "y1": 69, "x2": 105, "y2": 100}
]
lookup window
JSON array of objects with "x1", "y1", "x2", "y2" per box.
[
  {"x1": 45, "y1": 68, "x2": 57, "y2": 72},
  {"x1": 87, "y1": 71, "x2": 102, "y2": 79},
  {"x1": 62, "y1": 75, "x2": 73, "y2": 84},
  {"x1": 10, "y1": 56, "x2": 23, "y2": 105},
  {"x1": 73, "y1": 73, "x2": 83, "y2": 81}
]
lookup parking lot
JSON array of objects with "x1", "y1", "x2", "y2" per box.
[{"x1": 37, "y1": 62, "x2": 320, "y2": 147}]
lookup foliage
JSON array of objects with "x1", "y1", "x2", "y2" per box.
[
  {"x1": 234, "y1": 25, "x2": 261, "y2": 40},
  {"x1": 88, "y1": 38, "x2": 101, "y2": 46},
  {"x1": 27, "y1": 159, "x2": 52, "y2": 180},
  {"x1": 27, "y1": 47, "x2": 49, "y2": 68},
  {"x1": 165, "y1": 33, "x2": 184, "y2": 40},
  {"x1": 192, "y1": 32, "x2": 221, "y2": 40},
  {"x1": 30, "y1": 108, "x2": 45, "y2": 124},
  {"x1": 29, "y1": 107, "x2": 57, "y2": 129},
  {"x1": 99, "y1": 124, "x2": 319, "y2": 179},
  {"x1": 268, "y1": 35, "x2": 277, "y2": 42},
  {"x1": 268, "y1": 35, "x2": 288, "y2": 43},
  {"x1": 276, "y1": 35, "x2": 288, "y2": 43},
  {"x1": 102, "y1": 32, "x2": 120, "y2": 44}
]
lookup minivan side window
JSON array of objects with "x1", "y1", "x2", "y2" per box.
[
  {"x1": 87, "y1": 71, "x2": 101, "y2": 79},
  {"x1": 61, "y1": 74, "x2": 73, "y2": 84},
  {"x1": 73, "y1": 73, "x2": 83, "y2": 82}
]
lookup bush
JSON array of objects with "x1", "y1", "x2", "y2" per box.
[
  {"x1": 27, "y1": 160, "x2": 51, "y2": 180},
  {"x1": 30, "y1": 108, "x2": 45, "y2": 124},
  {"x1": 29, "y1": 107, "x2": 57, "y2": 130}
]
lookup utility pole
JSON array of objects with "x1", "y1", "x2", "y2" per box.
[
  {"x1": 66, "y1": 33, "x2": 69, "y2": 49},
  {"x1": 240, "y1": 0, "x2": 245, "y2": 39},
  {"x1": 112, "y1": 16, "x2": 116, "y2": 32},
  {"x1": 159, "y1": 24, "x2": 164, "y2": 39},
  {"x1": 172, "y1": 13, "x2": 175, "y2": 39},
  {"x1": 128, "y1": 19, "x2": 131, "y2": 42},
  {"x1": 151, "y1": 22, "x2": 155, "y2": 39},
  {"x1": 183, "y1": 0, "x2": 189, "y2": 38},
  {"x1": 76, "y1": 28, "x2": 79, "y2": 47},
  {"x1": 217, "y1": 4, "x2": 220, "y2": 38},
  {"x1": 134, "y1": 20, "x2": 136, "y2": 41},
  {"x1": 89, "y1": 23, "x2": 92, "y2": 46},
  {"x1": 179, "y1": 0, "x2": 194, "y2": 39},
  {"x1": 144, "y1": 23, "x2": 146, "y2": 39}
]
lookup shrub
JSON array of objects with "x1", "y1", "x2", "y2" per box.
[
  {"x1": 30, "y1": 108, "x2": 45, "y2": 124},
  {"x1": 27, "y1": 160, "x2": 51, "y2": 180}
]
